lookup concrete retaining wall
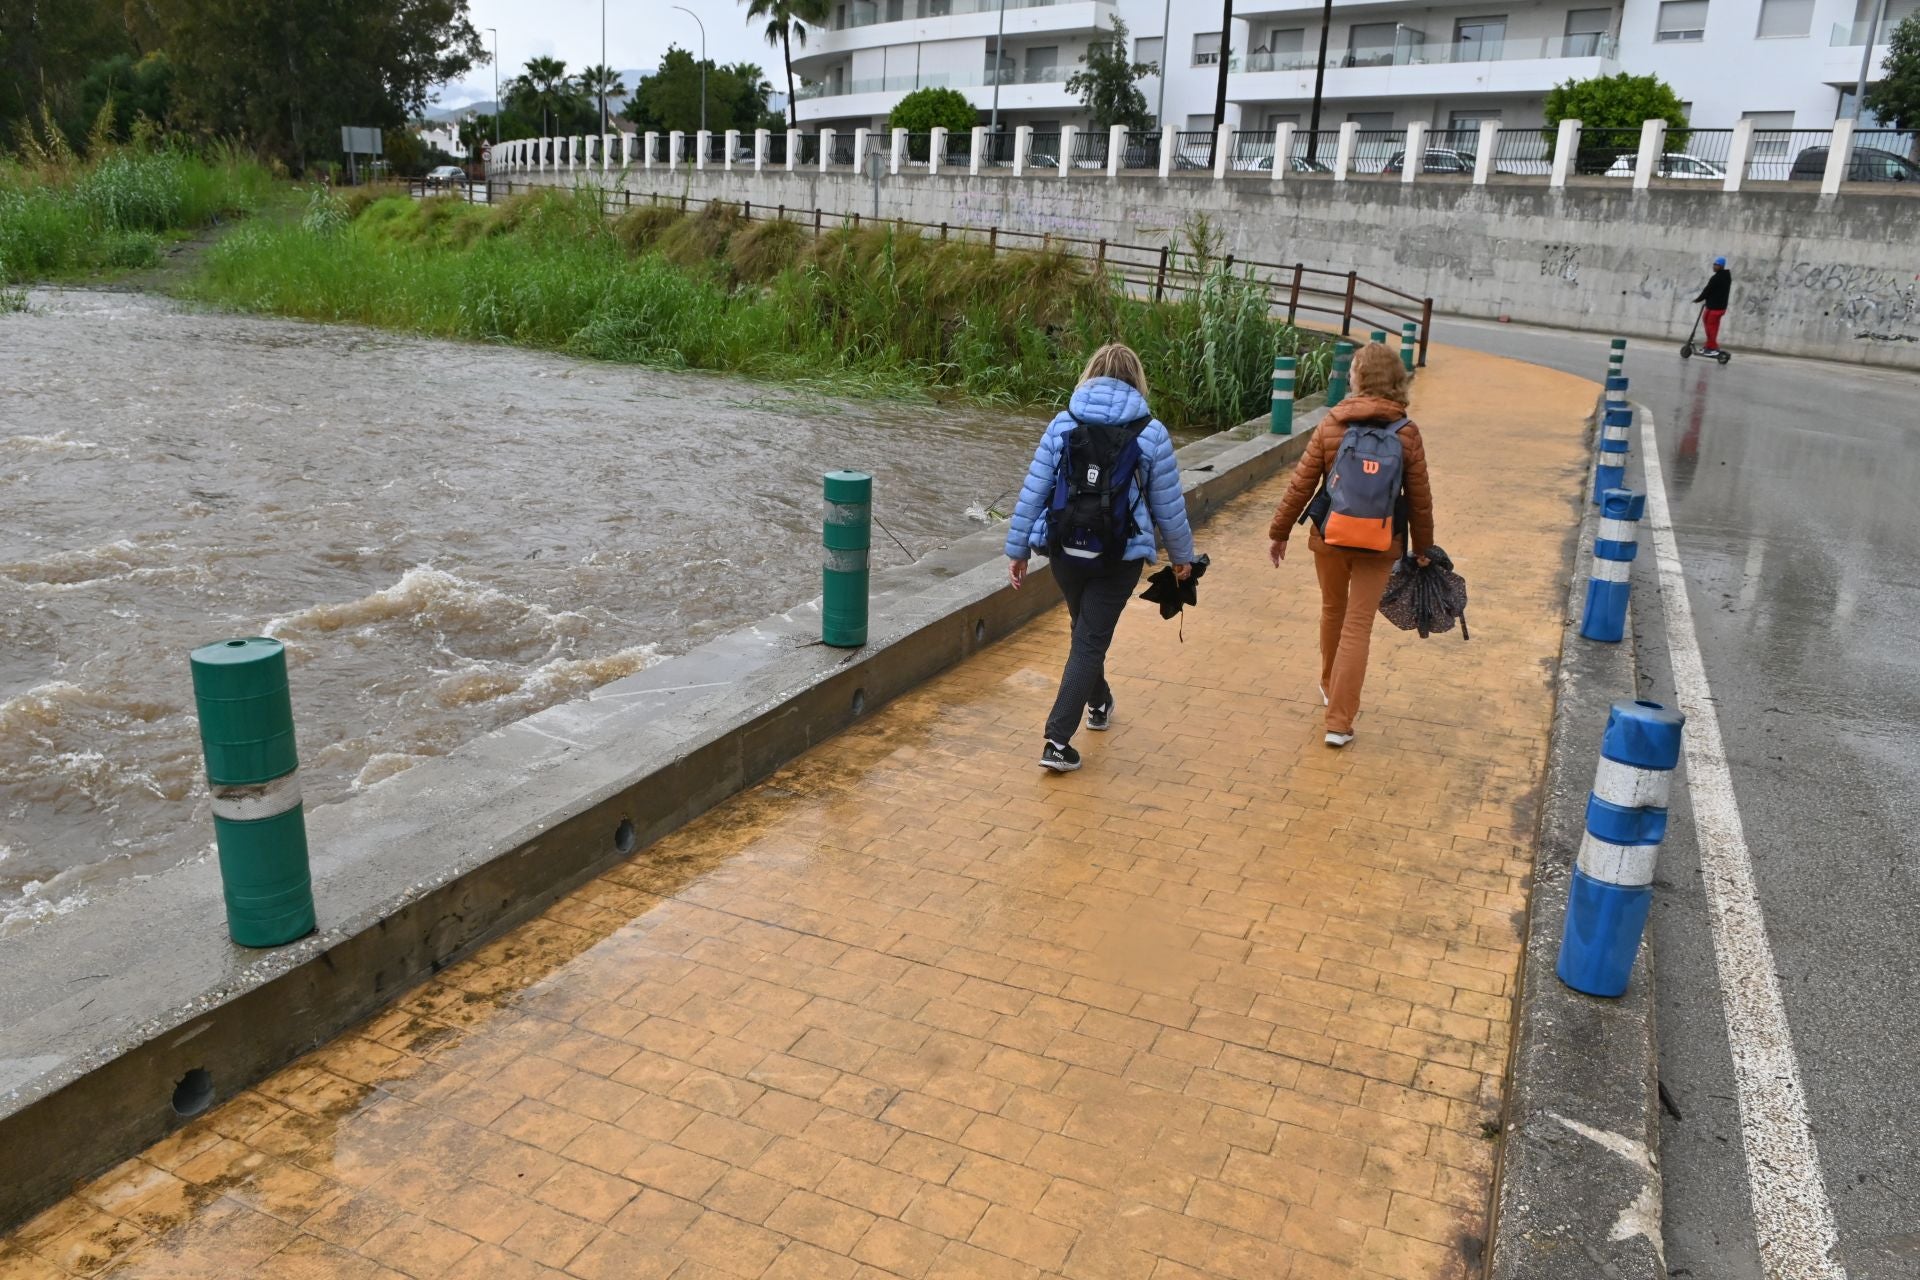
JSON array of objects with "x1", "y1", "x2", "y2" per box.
[
  {"x1": 0, "y1": 412, "x2": 1319, "y2": 1230},
  {"x1": 523, "y1": 169, "x2": 1920, "y2": 368}
]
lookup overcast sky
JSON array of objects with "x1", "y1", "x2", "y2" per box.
[{"x1": 436, "y1": 0, "x2": 775, "y2": 106}]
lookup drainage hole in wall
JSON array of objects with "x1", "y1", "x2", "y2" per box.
[
  {"x1": 973, "y1": 619, "x2": 986, "y2": 645},
  {"x1": 172, "y1": 1068, "x2": 214, "y2": 1118},
  {"x1": 614, "y1": 818, "x2": 637, "y2": 855},
  {"x1": 852, "y1": 688, "x2": 867, "y2": 716}
]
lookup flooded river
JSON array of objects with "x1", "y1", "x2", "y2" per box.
[{"x1": 0, "y1": 290, "x2": 1042, "y2": 931}]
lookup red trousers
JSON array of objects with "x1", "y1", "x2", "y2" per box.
[{"x1": 1703, "y1": 308, "x2": 1725, "y2": 350}]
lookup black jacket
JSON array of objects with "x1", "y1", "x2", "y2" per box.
[{"x1": 1695, "y1": 268, "x2": 1732, "y2": 310}]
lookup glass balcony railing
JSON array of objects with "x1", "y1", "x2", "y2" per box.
[
  {"x1": 796, "y1": 64, "x2": 1071, "y2": 100},
  {"x1": 1830, "y1": 19, "x2": 1893, "y2": 44},
  {"x1": 832, "y1": 0, "x2": 1103, "y2": 31},
  {"x1": 1234, "y1": 32, "x2": 1616, "y2": 72}
]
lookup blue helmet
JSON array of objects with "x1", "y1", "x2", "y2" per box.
[{"x1": 1714, "y1": 256, "x2": 1727, "y2": 267}]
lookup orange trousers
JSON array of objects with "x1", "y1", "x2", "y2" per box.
[{"x1": 1312, "y1": 538, "x2": 1401, "y2": 734}]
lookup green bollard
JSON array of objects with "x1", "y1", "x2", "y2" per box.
[
  {"x1": 1327, "y1": 340, "x2": 1353, "y2": 408},
  {"x1": 189, "y1": 637, "x2": 316, "y2": 948},
  {"x1": 1270, "y1": 355, "x2": 1296, "y2": 435},
  {"x1": 1370, "y1": 329, "x2": 1387, "y2": 346},
  {"x1": 822, "y1": 471, "x2": 871, "y2": 648},
  {"x1": 1608, "y1": 336, "x2": 1627, "y2": 380},
  {"x1": 1402, "y1": 321, "x2": 1418, "y2": 373}
]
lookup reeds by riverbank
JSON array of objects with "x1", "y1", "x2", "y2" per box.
[
  {"x1": 184, "y1": 189, "x2": 1328, "y2": 430},
  {"x1": 0, "y1": 144, "x2": 275, "y2": 281}
]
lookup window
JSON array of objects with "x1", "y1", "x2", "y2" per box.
[
  {"x1": 1347, "y1": 22, "x2": 1400, "y2": 65},
  {"x1": 1185, "y1": 113, "x2": 1216, "y2": 133},
  {"x1": 1266, "y1": 111, "x2": 1302, "y2": 129},
  {"x1": 1656, "y1": 0, "x2": 1708, "y2": 40},
  {"x1": 1134, "y1": 36, "x2": 1164, "y2": 69},
  {"x1": 1564, "y1": 8, "x2": 1612, "y2": 53},
  {"x1": 1444, "y1": 109, "x2": 1498, "y2": 151},
  {"x1": 1025, "y1": 46, "x2": 1059, "y2": 81},
  {"x1": 1453, "y1": 17, "x2": 1508, "y2": 60},
  {"x1": 1756, "y1": 0, "x2": 1813, "y2": 36},
  {"x1": 1263, "y1": 27, "x2": 1305, "y2": 52},
  {"x1": 1347, "y1": 110, "x2": 1396, "y2": 129},
  {"x1": 1192, "y1": 31, "x2": 1222, "y2": 65}
]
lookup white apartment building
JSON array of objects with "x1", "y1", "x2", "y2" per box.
[{"x1": 790, "y1": 0, "x2": 1912, "y2": 140}]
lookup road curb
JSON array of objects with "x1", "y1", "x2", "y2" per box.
[{"x1": 1486, "y1": 397, "x2": 1666, "y2": 1280}]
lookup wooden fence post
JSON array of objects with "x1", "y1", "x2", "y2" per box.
[
  {"x1": 1288, "y1": 264, "x2": 1304, "y2": 325},
  {"x1": 1342, "y1": 271, "x2": 1358, "y2": 336},
  {"x1": 1419, "y1": 297, "x2": 1433, "y2": 367},
  {"x1": 1154, "y1": 246, "x2": 1170, "y2": 302}
]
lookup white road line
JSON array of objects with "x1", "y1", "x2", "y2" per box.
[{"x1": 1639, "y1": 406, "x2": 1848, "y2": 1280}]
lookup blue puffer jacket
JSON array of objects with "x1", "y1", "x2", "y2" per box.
[{"x1": 1003, "y1": 377, "x2": 1195, "y2": 565}]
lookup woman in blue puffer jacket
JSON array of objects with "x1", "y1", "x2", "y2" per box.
[{"x1": 1004, "y1": 343, "x2": 1197, "y2": 773}]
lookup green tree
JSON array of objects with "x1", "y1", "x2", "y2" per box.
[
  {"x1": 576, "y1": 64, "x2": 627, "y2": 131},
  {"x1": 1543, "y1": 71, "x2": 1690, "y2": 166},
  {"x1": 1864, "y1": 12, "x2": 1920, "y2": 149},
  {"x1": 622, "y1": 48, "x2": 772, "y2": 135},
  {"x1": 886, "y1": 87, "x2": 977, "y2": 136},
  {"x1": 513, "y1": 56, "x2": 578, "y2": 137},
  {"x1": 149, "y1": 0, "x2": 484, "y2": 172},
  {"x1": 1065, "y1": 16, "x2": 1156, "y2": 132},
  {"x1": 76, "y1": 53, "x2": 177, "y2": 144},
  {"x1": 0, "y1": 0, "x2": 137, "y2": 148},
  {"x1": 743, "y1": 0, "x2": 830, "y2": 130}
]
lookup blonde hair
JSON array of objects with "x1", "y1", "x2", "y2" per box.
[
  {"x1": 1351, "y1": 341, "x2": 1410, "y2": 403},
  {"x1": 1080, "y1": 343, "x2": 1150, "y2": 401}
]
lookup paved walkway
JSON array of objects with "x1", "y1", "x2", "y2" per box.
[{"x1": 2, "y1": 347, "x2": 1594, "y2": 1280}]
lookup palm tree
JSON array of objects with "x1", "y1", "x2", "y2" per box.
[
  {"x1": 743, "y1": 0, "x2": 831, "y2": 130},
  {"x1": 577, "y1": 65, "x2": 628, "y2": 132},
  {"x1": 512, "y1": 56, "x2": 573, "y2": 137}
]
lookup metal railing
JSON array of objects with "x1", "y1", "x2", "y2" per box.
[
  {"x1": 1570, "y1": 127, "x2": 1646, "y2": 176},
  {"x1": 1120, "y1": 130, "x2": 1162, "y2": 170},
  {"x1": 425, "y1": 178, "x2": 1437, "y2": 366},
  {"x1": 1071, "y1": 129, "x2": 1110, "y2": 169},
  {"x1": 1027, "y1": 131, "x2": 1063, "y2": 168}
]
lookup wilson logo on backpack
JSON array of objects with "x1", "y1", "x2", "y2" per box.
[
  {"x1": 1321, "y1": 417, "x2": 1410, "y2": 552},
  {"x1": 1049, "y1": 414, "x2": 1150, "y2": 562}
]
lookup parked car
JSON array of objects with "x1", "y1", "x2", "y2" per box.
[
  {"x1": 1602, "y1": 152, "x2": 1726, "y2": 180},
  {"x1": 1381, "y1": 148, "x2": 1476, "y2": 175},
  {"x1": 425, "y1": 165, "x2": 468, "y2": 187},
  {"x1": 1789, "y1": 145, "x2": 1919, "y2": 182},
  {"x1": 1236, "y1": 154, "x2": 1336, "y2": 174}
]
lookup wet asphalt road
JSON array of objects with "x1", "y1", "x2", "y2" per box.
[{"x1": 1440, "y1": 317, "x2": 1920, "y2": 1279}]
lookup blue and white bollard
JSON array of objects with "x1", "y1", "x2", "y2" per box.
[
  {"x1": 1607, "y1": 336, "x2": 1626, "y2": 382},
  {"x1": 1579, "y1": 488, "x2": 1645, "y2": 643},
  {"x1": 1594, "y1": 376, "x2": 1631, "y2": 503},
  {"x1": 1558, "y1": 700, "x2": 1685, "y2": 997}
]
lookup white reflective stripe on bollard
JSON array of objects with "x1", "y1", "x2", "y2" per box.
[
  {"x1": 1590, "y1": 558, "x2": 1631, "y2": 583},
  {"x1": 210, "y1": 769, "x2": 303, "y2": 822},
  {"x1": 1592, "y1": 757, "x2": 1672, "y2": 810},
  {"x1": 1598, "y1": 518, "x2": 1638, "y2": 543},
  {"x1": 1576, "y1": 831, "x2": 1660, "y2": 886}
]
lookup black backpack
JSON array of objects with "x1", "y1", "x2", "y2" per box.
[{"x1": 1048, "y1": 414, "x2": 1150, "y2": 563}]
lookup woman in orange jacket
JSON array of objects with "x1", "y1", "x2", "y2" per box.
[{"x1": 1267, "y1": 342, "x2": 1436, "y2": 747}]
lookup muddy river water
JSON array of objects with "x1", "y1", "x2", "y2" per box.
[{"x1": 0, "y1": 290, "x2": 1044, "y2": 931}]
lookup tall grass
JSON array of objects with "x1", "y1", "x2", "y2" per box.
[
  {"x1": 184, "y1": 189, "x2": 1327, "y2": 430},
  {"x1": 0, "y1": 146, "x2": 275, "y2": 282}
]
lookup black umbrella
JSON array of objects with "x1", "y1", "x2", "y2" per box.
[
  {"x1": 1379, "y1": 545, "x2": 1470, "y2": 640},
  {"x1": 1139, "y1": 553, "x2": 1211, "y2": 639}
]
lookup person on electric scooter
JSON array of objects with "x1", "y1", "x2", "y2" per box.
[{"x1": 1693, "y1": 256, "x2": 1733, "y2": 357}]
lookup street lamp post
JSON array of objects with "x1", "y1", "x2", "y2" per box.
[
  {"x1": 600, "y1": 0, "x2": 610, "y2": 135},
  {"x1": 487, "y1": 28, "x2": 499, "y2": 146},
  {"x1": 1852, "y1": 0, "x2": 1889, "y2": 119},
  {"x1": 988, "y1": 0, "x2": 1008, "y2": 144},
  {"x1": 1155, "y1": 0, "x2": 1172, "y2": 128},
  {"x1": 673, "y1": 5, "x2": 709, "y2": 137}
]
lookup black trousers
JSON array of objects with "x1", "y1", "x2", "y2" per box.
[{"x1": 1044, "y1": 555, "x2": 1144, "y2": 745}]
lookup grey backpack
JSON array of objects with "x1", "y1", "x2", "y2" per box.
[{"x1": 1322, "y1": 417, "x2": 1410, "y2": 552}]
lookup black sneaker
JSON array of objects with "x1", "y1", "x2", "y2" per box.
[
  {"x1": 1086, "y1": 701, "x2": 1112, "y2": 732},
  {"x1": 1039, "y1": 741, "x2": 1081, "y2": 772}
]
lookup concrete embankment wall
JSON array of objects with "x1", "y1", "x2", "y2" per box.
[{"x1": 523, "y1": 168, "x2": 1920, "y2": 369}]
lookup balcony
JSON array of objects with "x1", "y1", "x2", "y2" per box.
[
  {"x1": 1822, "y1": 21, "x2": 1892, "y2": 83},
  {"x1": 794, "y1": 65, "x2": 1079, "y2": 121},
  {"x1": 796, "y1": 0, "x2": 1112, "y2": 63},
  {"x1": 1229, "y1": 33, "x2": 1617, "y2": 101}
]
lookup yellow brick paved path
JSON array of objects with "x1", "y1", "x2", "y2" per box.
[{"x1": 1, "y1": 346, "x2": 1594, "y2": 1280}]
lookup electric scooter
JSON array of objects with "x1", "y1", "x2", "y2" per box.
[{"x1": 1678, "y1": 306, "x2": 1733, "y2": 365}]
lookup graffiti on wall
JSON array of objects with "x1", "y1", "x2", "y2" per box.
[
  {"x1": 1773, "y1": 261, "x2": 1920, "y2": 341},
  {"x1": 1540, "y1": 243, "x2": 1581, "y2": 284},
  {"x1": 947, "y1": 189, "x2": 1100, "y2": 239}
]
